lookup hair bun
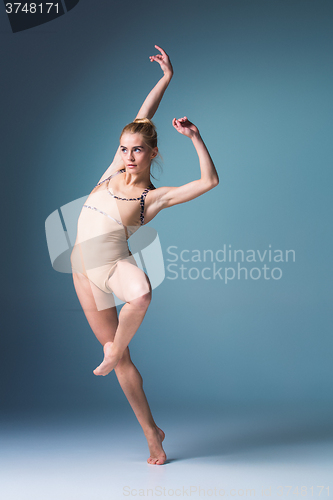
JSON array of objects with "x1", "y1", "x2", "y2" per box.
[
  {"x1": 121, "y1": 118, "x2": 157, "y2": 150},
  {"x1": 133, "y1": 117, "x2": 154, "y2": 125}
]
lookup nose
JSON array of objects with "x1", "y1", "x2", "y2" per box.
[{"x1": 127, "y1": 150, "x2": 135, "y2": 161}]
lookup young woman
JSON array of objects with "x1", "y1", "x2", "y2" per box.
[{"x1": 70, "y1": 46, "x2": 219, "y2": 465}]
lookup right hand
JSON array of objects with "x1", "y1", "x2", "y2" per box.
[{"x1": 149, "y1": 45, "x2": 173, "y2": 77}]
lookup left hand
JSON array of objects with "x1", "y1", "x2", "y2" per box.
[
  {"x1": 172, "y1": 116, "x2": 199, "y2": 139},
  {"x1": 149, "y1": 45, "x2": 173, "y2": 77}
]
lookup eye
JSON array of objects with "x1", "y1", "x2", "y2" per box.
[{"x1": 134, "y1": 148, "x2": 142, "y2": 152}]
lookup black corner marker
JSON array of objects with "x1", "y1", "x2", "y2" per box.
[
  {"x1": 3, "y1": 0, "x2": 80, "y2": 33},
  {"x1": 63, "y1": 0, "x2": 79, "y2": 12}
]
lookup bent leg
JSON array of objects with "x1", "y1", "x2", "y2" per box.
[
  {"x1": 93, "y1": 258, "x2": 152, "y2": 376},
  {"x1": 72, "y1": 271, "x2": 118, "y2": 345}
]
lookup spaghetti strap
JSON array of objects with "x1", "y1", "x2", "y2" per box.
[
  {"x1": 140, "y1": 188, "x2": 151, "y2": 225},
  {"x1": 96, "y1": 168, "x2": 125, "y2": 187}
]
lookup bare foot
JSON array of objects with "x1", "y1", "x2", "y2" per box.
[
  {"x1": 93, "y1": 342, "x2": 122, "y2": 376},
  {"x1": 146, "y1": 426, "x2": 167, "y2": 465}
]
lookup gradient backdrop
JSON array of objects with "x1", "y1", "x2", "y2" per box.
[{"x1": 1, "y1": 0, "x2": 332, "y2": 482}]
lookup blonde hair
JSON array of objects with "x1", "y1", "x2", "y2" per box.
[
  {"x1": 120, "y1": 118, "x2": 162, "y2": 180},
  {"x1": 120, "y1": 117, "x2": 158, "y2": 149}
]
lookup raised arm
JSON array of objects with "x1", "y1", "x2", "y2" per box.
[
  {"x1": 97, "y1": 46, "x2": 173, "y2": 184},
  {"x1": 135, "y1": 45, "x2": 173, "y2": 120},
  {"x1": 150, "y1": 117, "x2": 219, "y2": 211}
]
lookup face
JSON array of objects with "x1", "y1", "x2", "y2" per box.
[{"x1": 120, "y1": 133, "x2": 157, "y2": 174}]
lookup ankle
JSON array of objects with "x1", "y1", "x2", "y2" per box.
[
  {"x1": 109, "y1": 343, "x2": 123, "y2": 358},
  {"x1": 143, "y1": 423, "x2": 158, "y2": 437}
]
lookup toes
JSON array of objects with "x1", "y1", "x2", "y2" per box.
[{"x1": 147, "y1": 456, "x2": 166, "y2": 465}]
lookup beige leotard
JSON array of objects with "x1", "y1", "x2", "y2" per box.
[{"x1": 70, "y1": 168, "x2": 154, "y2": 293}]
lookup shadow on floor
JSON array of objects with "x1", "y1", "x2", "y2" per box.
[{"x1": 169, "y1": 414, "x2": 333, "y2": 462}]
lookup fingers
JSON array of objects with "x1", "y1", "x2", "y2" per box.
[
  {"x1": 150, "y1": 45, "x2": 169, "y2": 62},
  {"x1": 173, "y1": 116, "x2": 188, "y2": 124},
  {"x1": 172, "y1": 118, "x2": 183, "y2": 132},
  {"x1": 172, "y1": 117, "x2": 189, "y2": 129},
  {"x1": 155, "y1": 45, "x2": 167, "y2": 56},
  {"x1": 149, "y1": 54, "x2": 162, "y2": 63}
]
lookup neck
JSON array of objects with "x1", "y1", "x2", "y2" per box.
[{"x1": 122, "y1": 167, "x2": 151, "y2": 188}]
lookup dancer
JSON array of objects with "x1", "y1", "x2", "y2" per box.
[{"x1": 70, "y1": 46, "x2": 219, "y2": 465}]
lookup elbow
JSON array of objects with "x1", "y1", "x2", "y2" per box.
[
  {"x1": 201, "y1": 175, "x2": 219, "y2": 192},
  {"x1": 210, "y1": 175, "x2": 219, "y2": 189}
]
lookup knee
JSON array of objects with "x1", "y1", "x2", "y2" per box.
[{"x1": 129, "y1": 288, "x2": 151, "y2": 309}]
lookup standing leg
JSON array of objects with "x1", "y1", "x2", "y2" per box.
[
  {"x1": 72, "y1": 271, "x2": 166, "y2": 465},
  {"x1": 115, "y1": 350, "x2": 167, "y2": 465}
]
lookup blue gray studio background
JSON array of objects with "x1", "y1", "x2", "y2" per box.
[{"x1": 1, "y1": 1, "x2": 332, "y2": 421}]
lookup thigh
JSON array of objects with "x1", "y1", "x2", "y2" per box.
[
  {"x1": 107, "y1": 256, "x2": 152, "y2": 304},
  {"x1": 72, "y1": 271, "x2": 118, "y2": 346}
]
